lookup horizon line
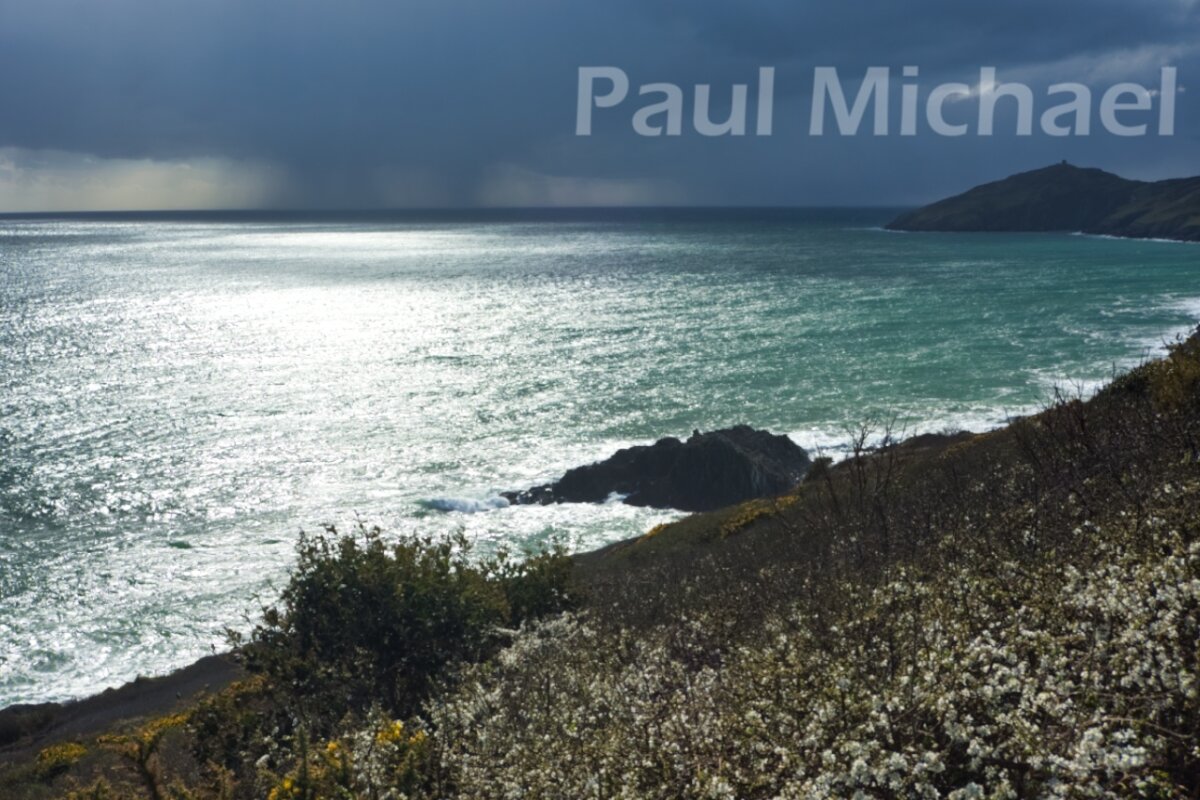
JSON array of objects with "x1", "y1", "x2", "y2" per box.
[{"x1": 0, "y1": 204, "x2": 913, "y2": 218}]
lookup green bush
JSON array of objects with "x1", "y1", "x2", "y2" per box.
[
  {"x1": 495, "y1": 542, "x2": 579, "y2": 624},
  {"x1": 237, "y1": 524, "x2": 576, "y2": 726}
]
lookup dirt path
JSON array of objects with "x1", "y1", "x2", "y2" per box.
[{"x1": 0, "y1": 653, "x2": 243, "y2": 763}]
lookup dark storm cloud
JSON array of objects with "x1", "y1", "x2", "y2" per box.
[
  {"x1": 629, "y1": 0, "x2": 1194, "y2": 67},
  {"x1": 0, "y1": 0, "x2": 1197, "y2": 208}
]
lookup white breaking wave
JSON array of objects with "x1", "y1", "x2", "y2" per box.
[
  {"x1": 421, "y1": 496, "x2": 511, "y2": 514},
  {"x1": 1122, "y1": 295, "x2": 1200, "y2": 361},
  {"x1": 789, "y1": 406, "x2": 1033, "y2": 464},
  {"x1": 1070, "y1": 231, "x2": 1198, "y2": 245},
  {"x1": 1164, "y1": 296, "x2": 1200, "y2": 320}
]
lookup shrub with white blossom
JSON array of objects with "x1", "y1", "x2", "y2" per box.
[{"x1": 430, "y1": 519, "x2": 1200, "y2": 798}]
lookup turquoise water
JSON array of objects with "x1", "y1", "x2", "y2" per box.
[{"x1": 1, "y1": 209, "x2": 1197, "y2": 706}]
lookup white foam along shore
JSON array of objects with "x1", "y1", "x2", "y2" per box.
[
  {"x1": 1070, "y1": 231, "x2": 1199, "y2": 245},
  {"x1": 420, "y1": 496, "x2": 511, "y2": 514}
]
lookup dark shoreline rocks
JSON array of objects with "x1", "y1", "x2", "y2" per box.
[{"x1": 503, "y1": 426, "x2": 811, "y2": 512}]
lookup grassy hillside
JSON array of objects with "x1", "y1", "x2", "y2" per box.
[
  {"x1": 1092, "y1": 177, "x2": 1200, "y2": 241},
  {"x1": 888, "y1": 164, "x2": 1200, "y2": 241},
  {"x1": 3, "y1": 331, "x2": 1200, "y2": 798}
]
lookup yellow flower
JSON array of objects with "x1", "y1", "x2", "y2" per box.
[
  {"x1": 376, "y1": 719, "x2": 406, "y2": 744},
  {"x1": 137, "y1": 712, "x2": 190, "y2": 745},
  {"x1": 36, "y1": 741, "x2": 87, "y2": 777},
  {"x1": 38, "y1": 741, "x2": 87, "y2": 765},
  {"x1": 267, "y1": 776, "x2": 300, "y2": 800},
  {"x1": 640, "y1": 523, "x2": 671, "y2": 542}
]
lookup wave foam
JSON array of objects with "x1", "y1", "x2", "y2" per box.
[
  {"x1": 420, "y1": 496, "x2": 511, "y2": 514},
  {"x1": 1070, "y1": 231, "x2": 1198, "y2": 245},
  {"x1": 789, "y1": 407, "x2": 1032, "y2": 463},
  {"x1": 1120, "y1": 295, "x2": 1200, "y2": 361}
]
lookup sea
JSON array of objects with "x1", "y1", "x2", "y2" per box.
[{"x1": 0, "y1": 208, "x2": 1197, "y2": 707}]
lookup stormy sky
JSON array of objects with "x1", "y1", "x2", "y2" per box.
[{"x1": 0, "y1": 0, "x2": 1197, "y2": 211}]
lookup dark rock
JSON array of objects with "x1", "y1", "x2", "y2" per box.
[{"x1": 503, "y1": 426, "x2": 811, "y2": 512}]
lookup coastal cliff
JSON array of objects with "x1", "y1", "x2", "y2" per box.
[
  {"x1": 888, "y1": 162, "x2": 1200, "y2": 241},
  {"x1": 4, "y1": 332, "x2": 1200, "y2": 798}
]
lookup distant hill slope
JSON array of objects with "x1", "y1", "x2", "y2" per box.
[{"x1": 887, "y1": 163, "x2": 1200, "y2": 241}]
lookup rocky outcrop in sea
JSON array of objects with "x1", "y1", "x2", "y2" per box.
[{"x1": 503, "y1": 426, "x2": 811, "y2": 512}]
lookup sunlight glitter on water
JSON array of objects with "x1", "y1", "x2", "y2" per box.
[{"x1": 1, "y1": 211, "x2": 1197, "y2": 705}]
